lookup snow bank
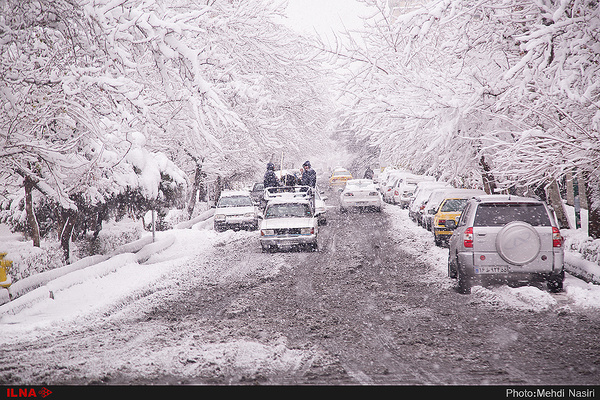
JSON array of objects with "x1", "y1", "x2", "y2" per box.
[{"x1": 0, "y1": 235, "x2": 175, "y2": 315}]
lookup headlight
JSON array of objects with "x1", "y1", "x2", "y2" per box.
[
  {"x1": 244, "y1": 212, "x2": 255, "y2": 218},
  {"x1": 261, "y1": 229, "x2": 275, "y2": 236},
  {"x1": 214, "y1": 214, "x2": 226, "y2": 221},
  {"x1": 300, "y1": 227, "x2": 314, "y2": 235}
]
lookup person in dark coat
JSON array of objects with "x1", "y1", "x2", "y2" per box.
[
  {"x1": 300, "y1": 160, "x2": 317, "y2": 187},
  {"x1": 263, "y1": 162, "x2": 280, "y2": 188},
  {"x1": 363, "y1": 166, "x2": 374, "y2": 179}
]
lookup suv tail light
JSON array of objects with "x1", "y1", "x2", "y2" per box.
[
  {"x1": 464, "y1": 227, "x2": 473, "y2": 248},
  {"x1": 552, "y1": 227, "x2": 562, "y2": 247}
]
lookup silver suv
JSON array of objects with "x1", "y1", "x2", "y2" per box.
[{"x1": 448, "y1": 195, "x2": 564, "y2": 294}]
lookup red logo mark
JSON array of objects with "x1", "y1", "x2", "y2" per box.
[{"x1": 5, "y1": 388, "x2": 52, "y2": 398}]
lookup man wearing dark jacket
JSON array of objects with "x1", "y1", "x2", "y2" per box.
[
  {"x1": 263, "y1": 162, "x2": 280, "y2": 188},
  {"x1": 300, "y1": 160, "x2": 317, "y2": 187}
]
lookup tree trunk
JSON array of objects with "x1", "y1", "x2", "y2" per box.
[
  {"x1": 582, "y1": 172, "x2": 600, "y2": 239},
  {"x1": 59, "y1": 208, "x2": 77, "y2": 264},
  {"x1": 546, "y1": 179, "x2": 569, "y2": 229},
  {"x1": 23, "y1": 176, "x2": 41, "y2": 247},
  {"x1": 187, "y1": 161, "x2": 205, "y2": 218},
  {"x1": 479, "y1": 155, "x2": 497, "y2": 194}
]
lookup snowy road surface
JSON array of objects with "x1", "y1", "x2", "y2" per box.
[{"x1": 0, "y1": 187, "x2": 599, "y2": 385}]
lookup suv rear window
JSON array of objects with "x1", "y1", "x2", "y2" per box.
[{"x1": 473, "y1": 203, "x2": 551, "y2": 227}]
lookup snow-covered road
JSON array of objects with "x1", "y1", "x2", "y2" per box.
[{"x1": 1, "y1": 202, "x2": 599, "y2": 385}]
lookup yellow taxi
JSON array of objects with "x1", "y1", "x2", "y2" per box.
[
  {"x1": 329, "y1": 168, "x2": 353, "y2": 187},
  {"x1": 432, "y1": 194, "x2": 485, "y2": 246}
]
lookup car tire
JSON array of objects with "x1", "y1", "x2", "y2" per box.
[
  {"x1": 456, "y1": 265, "x2": 471, "y2": 294},
  {"x1": 448, "y1": 253, "x2": 457, "y2": 279},
  {"x1": 547, "y1": 271, "x2": 564, "y2": 293}
]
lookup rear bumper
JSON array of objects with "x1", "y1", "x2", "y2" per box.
[
  {"x1": 457, "y1": 251, "x2": 564, "y2": 282},
  {"x1": 340, "y1": 198, "x2": 381, "y2": 208}
]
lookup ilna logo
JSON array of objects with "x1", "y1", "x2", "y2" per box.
[{"x1": 6, "y1": 388, "x2": 52, "y2": 398}]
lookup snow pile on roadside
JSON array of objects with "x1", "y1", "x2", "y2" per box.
[{"x1": 0, "y1": 229, "x2": 214, "y2": 336}]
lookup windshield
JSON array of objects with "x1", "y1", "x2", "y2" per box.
[
  {"x1": 440, "y1": 198, "x2": 469, "y2": 212},
  {"x1": 265, "y1": 203, "x2": 312, "y2": 219},
  {"x1": 474, "y1": 203, "x2": 552, "y2": 226},
  {"x1": 217, "y1": 196, "x2": 253, "y2": 207}
]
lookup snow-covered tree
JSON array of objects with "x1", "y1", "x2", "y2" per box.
[
  {"x1": 1, "y1": 0, "x2": 337, "y2": 261},
  {"x1": 331, "y1": 0, "x2": 600, "y2": 236}
]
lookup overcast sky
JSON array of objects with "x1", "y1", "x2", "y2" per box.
[{"x1": 281, "y1": 0, "x2": 369, "y2": 39}]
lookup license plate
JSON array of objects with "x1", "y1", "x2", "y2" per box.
[{"x1": 474, "y1": 266, "x2": 510, "y2": 274}]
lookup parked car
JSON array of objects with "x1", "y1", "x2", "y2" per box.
[
  {"x1": 408, "y1": 181, "x2": 452, "y2": 223},
  {"x1": 432, "y1": 190, "x2": 486, "y2": 246},
  {"x1": 329, "y1": 168, "x2": 353, "y2": 187},
  {"x1": 213, "y1": 190, "x2": 259, "y2": 232},
  {"x1": 422, "y1": 188, "x2": 485, "y2": 231},
  {"x1": 448, "y1": 195, "x2": 565, "y2": 294},
  {"x1": 380, "y1": 172, "x2": 406, "y2": 203},
  {"x1": 259, "y1": 197, "x2": 318, "y2": 252},
  {"x1": 339, "y1": 179, "x2": 382, "y2": 212},
  {"x1": 376, "y1": 166, "x2": 402, "y2": 191},
  {"x1": 391, "y1": 174, "x2": 435, "y2": 207}
]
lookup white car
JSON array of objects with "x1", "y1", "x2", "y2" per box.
[
  {"x1": 213, "y1": 190, "x2": 259, "y2": 232},
  {"x1": 380, "y1": 171, "x2": 411, "y2": 203},
  {"x1": 408, "y1": 181, "x2": 452, "y2": 223},
  {"x1": 259, "y1": 198, "x2": 318, "y2": 252},
  {"x1": 391, "y1": 174, "x2": 435, "y2": 207},
  {"x1": 263, "y1": 184, "x2": 326, "y2": 224},
  {"x1": 339, "y1": 179, "x2": 382, "y2": 212}
]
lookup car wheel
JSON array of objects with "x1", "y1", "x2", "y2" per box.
[
  {"x1": 456, "y1": 265, "x2": 471, "y2": 294},
  {"x1": 340, "y1": 207, "x2": 347, "y2": 213},
  {"x1": 448, "y1": 253, "x2": 457, "y2": 279},
  {"x1": 434, "y1": 233, "x2": 443, "y2": 247},
  {"x1": 547, "y1": 271, "x2": 564, "y2": 293}
]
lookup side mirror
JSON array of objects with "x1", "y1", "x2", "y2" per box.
[
  {"x1": 428, "y1": 209, "x2": 436, "y2": 214},
  {"x1": 445, "y1": 220, "x2": 457, "y2": 230}
]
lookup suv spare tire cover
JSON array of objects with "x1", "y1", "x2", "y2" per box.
[{"x1": 495, "y1": 221, "x2": 541, "y2": 266}]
